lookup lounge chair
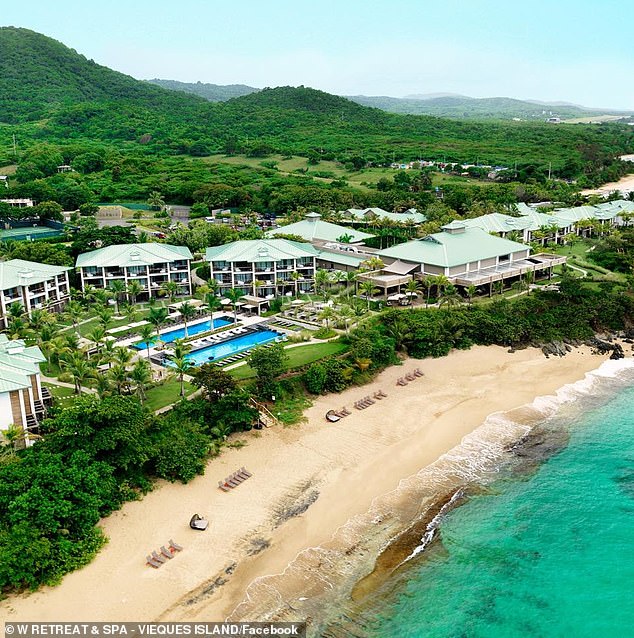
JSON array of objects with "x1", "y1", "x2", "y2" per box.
[
  {"x1": 160, "y1": 545, "x2": 175, "y2": 559},
  {"x1": 168, "y1": 539, "x2": 183, "y2": 552},
  {"x1": 405, "y1": 373, "x2": 416, "y2": 382},
  {"x1": 365, "y1": 396, "x2": 375, "y2": 404},
  {"x1": 377, "y1": 390, "x2": 388, "y2": 398},
  {"x1": 414, "y1": 368, "x2": 424, "y2": 377},
  {"x1": 396, "y1": 378, "x2": 407, "y2": 386},
  {"x1": 218, "y1": 481, "x2": 231, "y2": 492},
  {"x1": 146, "y1": 555, "x2": 162, "y2": 568},
  {"x1": 231, "y1": 472, "x2": 246, "y2": 483},
  {"x1": 373, "y1": 392, "x2": 384, "y2": 400},
  {"x1": 239, "y1": 467, "x2": 252, "y2": 478},
  {"x1": 226, "y1": 476, "x2": 241, "y2": 488},
  {"x1": 339, "y1": 407, "x2": 351, "y2": 416},
  {"x1": 189, "y1": 514, "x2": 209, "y2": 531},
  {"x1": 152, "y1": 550, "x2": 167, "y2": 564}
]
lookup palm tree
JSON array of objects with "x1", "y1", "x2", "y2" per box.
[
  {"x1": 225, "y1": 288, "x2": 243, "y2": 324},
  {"x1": 466, "y1": 284, "x2": 477, "y2": 306},
  {"x1": 494, "y1": 280, "x2": 504, "y2": 296},
  {"x1": 439, "y1": 284, "x2": 462, "y2": 311},
  {"x1": 86, "y1": 326, "x2": 106, "y2": 354},
  {"x1": 171, "y1": 338, "x2": 192, "y2": 360},
  {"x1": 130, "y1": 359, "x2": 152, "y2": 403},
  {"x1": 97, "y1": 308, "x2": 114, "y2": 330},
  {"x1": 109, "y1": 364, "x2": 130, "y2": 395},
  {"x1": 160, "y1": 280, "x2": 179, "y2": 303},
  {"x1": 147, "y1": 191, "x2": 165, "y2": 211},
  {"x1": 170, "y1": 355, "x2": 192, "y2": 397},
  {"x1": 7, "y1": 301, "x2": 25, "y2": 321},
  {"x1": 434, "y1": 274, "x2": 450, "y2": 300},
  {"x1": 404, "y1": 279, "x2": 420, "y2": 307},
  {"x1": 100, "y1": 339, "x2": 117, "y2": 370},
  {"x1": 60, "y1": 351, "x2": 95, "y2": 394},
  {"x1": 92, "y1": 288, "x2": 112, "y2": 308},
  {"x1": 28, "y1": 308, "x2": 53, "y2": 331},
  {"x1": 523, "y1": 270, "x2": 535, "y2": 294},
  {"x1": 314, "y1": 269, "x2": 330, "y2": 300},
  {"x1": 138, "y1": 324, "x2": 155, "y2": 362},
  {"x1": 345, "y1": 271, "x2": 358, "y2": 296},
  {"x1": 108, "y1": 279, "x2": 126, "y2": 314},
  {"x1": 114, "y1": 346, "x2": 133, "y2": 367},
  {"x1": 127, "y1": 280, "x2": 144, "y2": 306},
  {"x1": 7, "y1": 317, "x2": 29, "y2": 339},
  {"x1": 204, "y1": 292, "x2": 221, "y2": 324},
  {"x1": 95, "y1": 374, "x2": 113, "y2": 399},
  {"x1": 318, "y1": 306, "x2": 336, "y2": 330},
  {"x1": 65, "y1": 300, "x2": 84, "y2": 336},
  {"x1": 177, "y1": 301, "x2": 197, "y2": 338},
  {"x1": 148, "y1": 306, "x2": 169, "y2": 343},
  {"x1": 338, "y1": 304, "x2": 355, "y2": 335},
  {"x1": 359, "y1": 281, "x2": 379, "y2": 310}
]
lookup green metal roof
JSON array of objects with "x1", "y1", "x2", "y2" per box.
[
  {"x1": 378, "y1": 227, "x2": 530, "y2": 268},
  {"x1": 267, "y1": 214, "x2": 373, "y2": 243},
  {"x1": 206, "y1": 239, "x2": 318, "y2": 263},
  {"x1": 316, "y1": 250, "x2": 366, "y2": 267},
  {"x1": 343, "y1": 207, "x2": 427, "y2": 224},
  {"x1": 0, "y1": 334, "x2": 45, "y2": 393},
  {"x1": 76, "y1": 243, "x2": 193, "y2": 268},
  {"x1": 0, "y1": 259, "x2": 70, "y2": 290},
  {"x1": 462, "y1": 213, "x2": 531, "y2": 234}
]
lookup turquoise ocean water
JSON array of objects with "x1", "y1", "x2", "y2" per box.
[{"x1": 356, "y1": 362, "x2": 634, "y2": 638}]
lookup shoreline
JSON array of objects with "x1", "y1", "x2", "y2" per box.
[
  {"x1": 2, "y1": 344, "x2": 629, "y2": 625},
  {"x1": 581, "y1": 172, "x2": 634, "y2": 195}
]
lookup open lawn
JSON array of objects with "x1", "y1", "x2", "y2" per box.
[
  {"x1": 144, "y1": 378, "x2": 196, "y2": 411},
  {"x1": 551, "y1": 240, "x2": 626, "y2": 282},
  {"x1": 230, "y1": 340, "x2": 348, "y2": 380},
  {"x1": 202, "y1": 153, "x2": 485, "y2": 192}
]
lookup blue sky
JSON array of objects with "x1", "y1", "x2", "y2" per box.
[{"x1": 4, "y1": 0, "x2": 633, "y2": 109}]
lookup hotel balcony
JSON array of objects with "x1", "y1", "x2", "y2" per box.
[
  {"x1": 105, "y1": 270, "x2": 125, "y2": 278},
  {"x1": 149, "y1": 267, "x2": 168, "y2": 275}
]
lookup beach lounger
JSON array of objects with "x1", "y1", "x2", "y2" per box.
[
  {"x1": 396, "y1": 378, "x2": 407, "y2": 386},
  {"x1": 218, "y1": 481, "x2": 231, "y2": 492},
  {"x1": 146, "y1": 555, "x2": 162, "y2": 568},
  {"x1": 168, "y1": 539, "x2": 183, "y2": 552},
  {"x1": 160, "y1": 545, "x2": 175, "y2": 559},
  {"x1": 373, "y1": 392, "x2": 384, "y2": 400},
  {"x1": 239, "y1": 467, "x2": 252, "y2": 477},
  {"x1": 340, "y1": 407, "x2": 351, "y2": 416},
  {"x1": 231, "y1": 472, "x2": 246, "y2": 483},
  {"x1": 376, "y1": 390, "x2": 387, "y2": 398},
  {"x1": 414, "y1": 368, "x2": 424, "y2": 377},
  {"x1": 152, "y1": 550, "x2": 167, "y2": 564},
  {"x1": 405, "y1": 373, "x2": 416, "y2": 382},
  {"x1": 226, "y1": 476, "x2": 241, "y2": 488}
]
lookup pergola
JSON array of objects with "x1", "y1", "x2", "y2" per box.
[
  {"x1": 357, "y1": 271, "x2": 413, "y2": 298},
  {"x1": 240, "y1": 295, "x2": 270, "y2": 316}
]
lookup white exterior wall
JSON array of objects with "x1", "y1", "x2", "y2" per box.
[{"x1": 0, "y1": 392, "x2": 12, "y2": 429}]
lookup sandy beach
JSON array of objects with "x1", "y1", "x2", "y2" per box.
[
  {"x1": 1, "y1": 344, "x2": 625, "y2": 624},
  {"x1": 582, "y1": 172, "x2": 634, "y2": 195}
]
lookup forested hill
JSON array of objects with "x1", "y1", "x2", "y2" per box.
[
  {"x1": 1, "y1": 28, "x2": 633, "y2": 181},
  {"x1": 146, "y1": 79, "x2": 258, "y2": 102},
  {"x1": 0, "y1": 27, "x2": 205, "y2": 123},
  {"x1": 347, "y1": 94, "x2": 634, "y2": 121}
]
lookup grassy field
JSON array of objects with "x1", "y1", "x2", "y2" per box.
[
  {"x1": 551, "y1": 240, "x2": 626, "y2": 282},
  {"x1": 202, "y1": 154, "x2": 483, "y2": 192},
  {"x1": 144, "y1": 379, "x2": 196, "y2": 411},
  {"x1": 230, "y1": 340, "x2": 348, "y2": 380}
]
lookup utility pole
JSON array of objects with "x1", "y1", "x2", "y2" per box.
[
  {"x1": 548, "y1": 161, "x2": 552, "y2": 180},
  {"x1": 12, "y1": 133, "x2": 17, "y2": 158}
]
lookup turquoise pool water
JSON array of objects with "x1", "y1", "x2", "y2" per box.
[
  {"x1": 133, "y1": 316, "x2": 231, "y2": 348},
  {"x1": 184, "y1": 329, "x2": 281, "y2": 366},
  {"x1": 357, "y1": 365, "x2": 634, "y2": 638}
]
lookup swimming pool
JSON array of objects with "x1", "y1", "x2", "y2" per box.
[
  {"x1": 184, "y1": 329, "x2": 281, "y2": 366},
  {"x1": 133, "y1": 316, "x2": 232, "y2": 348}
]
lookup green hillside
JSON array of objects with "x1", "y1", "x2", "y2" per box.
[
  {"x1": 146, "y1": 78, "x2": 258, "y2": 101},
  {"x1": 1, "y1": 28, "x2": 633, "y2": 188},
  {"x1": 0, "y1": 26, "x2": 205, "y2": 123}
]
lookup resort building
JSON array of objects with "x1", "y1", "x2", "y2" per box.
[
  {"x1": 342, "y1": 207, "x2": 427, "y2": 225},
  {"x1": 206, "y1": 239, "x2": 317, "y2": 299},
  {"x1": 378, "y1": 222, "x2": 565, "y2": 290},
  {"x1": 0, "y1": 198, "x2": 34, "y2": 208},
  {"x1": 76, "y1": 243, "x2": 193, "y2": 299},
  {"x1": 0, "y1": 259, "x2": 71, "y2": 328},
  {"x1": 266, "y1": 212, "x2": 374, "y2": 246},
  {"x1": 0, "y1": 334, "x2": 49, "y2": 444}
]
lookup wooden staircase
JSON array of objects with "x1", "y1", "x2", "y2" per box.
[{"x1": 249, "y1": 398, "x2": 281, "y2": 428}]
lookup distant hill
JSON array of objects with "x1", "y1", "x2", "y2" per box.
[
  {"x1": 0, "y1": 26, "x2": 204, "y2": 123},
  {"x1": 346, "y1": 94, "x2": 634, "y2": 121},
  {"x1": 146, "y1": 79, "x2": 258, "y2": 101}
]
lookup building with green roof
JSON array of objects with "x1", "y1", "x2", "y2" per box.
[
  {"x1": 76, "y1": 243, "x2": 193, "y2": 299},
  {"x1": 266, "y1": 212, "x2": 374, "y2": 245},
  {"x1": 342, "y1": 207, "x2": 427, "y2": 225},
  {"x1": 206, "y1": 239, "x2": 317, "y2": 299},
  {"x1": 0, "y1": 334, "x2": 48, "y2": 442},
  {"x1": 0, "y1": 259, "x2": 71, "y2": 329},
  {"x1": 378, "y1": 223, "x2": 565, "y2": 288}
]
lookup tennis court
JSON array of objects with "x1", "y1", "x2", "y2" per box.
[{"x1": 0, "y1": 226, "x2": 64, "y2": 241}]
